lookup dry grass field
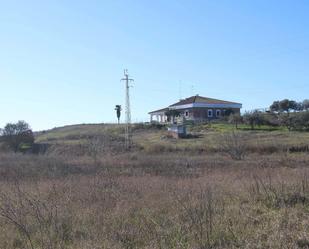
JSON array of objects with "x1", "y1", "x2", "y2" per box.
[{"x1": 1, "y1": 123, "x2": 309, "y2": 249}]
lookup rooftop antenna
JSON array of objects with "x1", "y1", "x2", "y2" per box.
[
  {"x1": 121, "y1": 69, "x2": 134, "y2": 149},
  {"x1": 178, "y1": 80, "x2": 182, "y2": 100},
  {"x1": 191, "y1": 84, "x2": 195, "y2": 96}
]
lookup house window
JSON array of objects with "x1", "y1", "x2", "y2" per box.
[
  {"x1": 208, "y1": 109, "x2": 213, "y2": 117},
  {"x1": 185, "y1": 111, "x2": 189, "y2": 117},
  {"x1": 216, "y1": 110, "x2": 221, "y2": 117}
]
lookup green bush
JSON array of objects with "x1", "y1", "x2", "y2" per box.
[{"x1": 0, "y1": 121, "x2": 34, "y2": 152}]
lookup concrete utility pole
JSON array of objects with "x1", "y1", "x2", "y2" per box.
[{"x1": 121, "y1": 69, "x2": 134, "y2": 149}]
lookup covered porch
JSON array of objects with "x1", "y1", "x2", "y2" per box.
[{"x1": 148, "y1": 108, "x2": 169, "y2": 123}]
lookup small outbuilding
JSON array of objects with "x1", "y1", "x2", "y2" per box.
[{"x1": 167, "y1": 124, "x2": 187, "y2": 138}]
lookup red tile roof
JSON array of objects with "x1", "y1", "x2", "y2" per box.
[
  {"x1": 149, "y1": 95, "x2": 242, "y2": 114},
  {"x1": 169, "y1": 95, "x2": 241, "y2": 106}
]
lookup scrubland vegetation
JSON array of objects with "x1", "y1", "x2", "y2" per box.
[{"x1": 1, "y1": 122, "x2": 309, "y2": 248}]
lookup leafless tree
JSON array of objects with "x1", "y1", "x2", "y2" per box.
[{"x1": 219, "y1": 131, "x2": 247, "y2": 160}]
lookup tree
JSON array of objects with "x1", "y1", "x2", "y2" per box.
[
  {"x1": 295, "y1": 102, "x2": 304, "y2": 112},
  {"x1": 278, "y1": 99, "x2": 299, "y2": 113},
  {"x1": 228, "y1": 113, "x2": 243, "y2": 129},
  {"x1": 165, "y1": 110, "x2": 181, "y2": 123},
  {"x1": 303, "y1": 99, "x2": 309, "y2": 110},
  {"x1": 279, "y1": 99, "x2": 290, "y2": 113},
  {"x1": 271, "y1": 99, "x2": 300, "y2": 113},
  {"x1": 243, "y1": 110, "x2": 263, "y2": 130},
  {"x1": 270, "y1": 101, "x2": 280, "y2": 112},
  {"x1": 288, "y1": 100, "x2": 298, "y2": 112},
  {"x1": 1, "y1": 121, "x2": 34, "y2": 152},
  {"x1": 115, "y1": 105, "x2": 122, "y2": 124},
  {"x1": 268, "y1": 99, "x2": 309, "y2": 130}
]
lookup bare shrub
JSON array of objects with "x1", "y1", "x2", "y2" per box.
[
  {"x1": 248, "y1": 174, "x2": 309, "y2": 209},
  {"x1": 86, "y1": 136, "x2": 106, "y2": 163},
  {"x1": 219, "y1": 131, "x2": 248, "y2": 160},
  {"x1": 0, "y1": 153, "x2": 97, "y2": 181},
  {"x1": 173, "y1": 187, "x2": 234, "y2": 249},
  {"x1": 0, "y1": 183, "x2": 73, "y2": 249},
  {"x1": 86, "y1": 134, "x2": 125, "y2": 160}
]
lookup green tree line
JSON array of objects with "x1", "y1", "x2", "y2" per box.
[{"x1": 228, "y1": 99, "x2": 309, "y2": 131}]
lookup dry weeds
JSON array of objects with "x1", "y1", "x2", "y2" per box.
[{"x1": 0, "y1": 127, "x2": 309, "y2": 248}]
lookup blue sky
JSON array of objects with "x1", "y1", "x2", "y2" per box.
[{"x1": 1, "y1": 0, "x2": 309, "y2": 130}]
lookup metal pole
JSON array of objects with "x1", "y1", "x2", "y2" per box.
[{"x1": 121, "y1": 69, "x2": 133, "y2": 149}]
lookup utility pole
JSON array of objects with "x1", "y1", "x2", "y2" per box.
[{"x1": 121, "y1": 69, "x2": 134, "y2": 149}]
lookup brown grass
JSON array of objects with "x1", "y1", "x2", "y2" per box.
[{"x1": 0, "y1": 125, "x2": 309, "y2": 248}]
